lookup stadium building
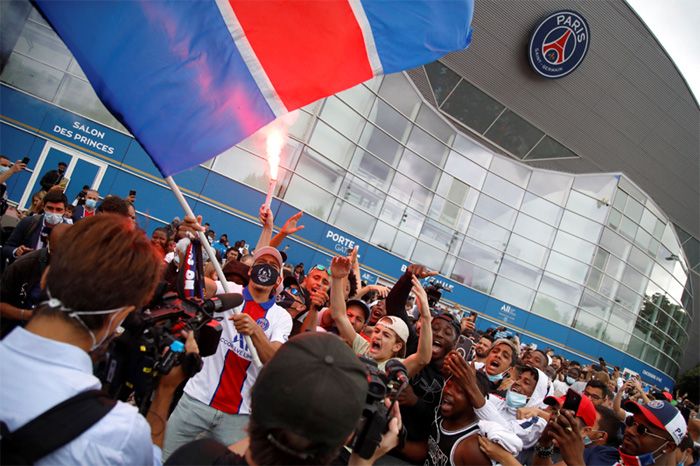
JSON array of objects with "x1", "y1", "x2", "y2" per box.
[{"x1": 1, "y1": 1, "x2": 697, "y2": 388}]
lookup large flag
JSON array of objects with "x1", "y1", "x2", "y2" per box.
[{"x1": 35, "y1": 1, "x2": 474, "y2": 177}]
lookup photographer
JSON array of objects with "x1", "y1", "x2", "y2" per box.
[{"x1": 0, "y1": 214, "x2": 186, "y2": 465}]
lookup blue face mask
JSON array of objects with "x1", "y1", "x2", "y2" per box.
[
  {"x1": 505, "y1": 389, "x2": 528, "y2": 409},
  {"x1": 583, "y1": 436, "x2": 592, "y2": 446},
  {"x1": 0, "y1": 165, "x2": 9, "y2": 174},
  {"x1": 488, "y1": 372, "x2": 505, "y2": 383},
  {"x1": 85, "y1": 198, "x2": 97, "y2": 209},
  {"x1": 566, "y1": 376, "x2": 576, "y2": 385}
]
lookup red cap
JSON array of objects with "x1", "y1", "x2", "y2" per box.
[
  {"x1": 662, "y1": 391, "x2": 673, "y2": 402},
  {"x1": 544, "y1": 389, "x2": 596, "y2": 427}
]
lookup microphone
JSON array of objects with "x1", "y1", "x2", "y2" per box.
[
  {"x1": 385, "y1": 359, "x2": 409, "y2": 385},
  {"x1": 201, "y1": 293, "x2": 243, "y2": 313}
]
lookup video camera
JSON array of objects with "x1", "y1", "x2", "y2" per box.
[
  {"x1": 99, "y1": 289, "x2": 242, "y2": 413},
  {"x1": 351, "y1": 358, "x2": 409, "y2": 459},
  {"x1": 424, "y1": 280, "x2": 450, "y2": 308}
]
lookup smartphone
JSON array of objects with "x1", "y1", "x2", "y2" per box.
[
  {"x1": 21, "y1": 156, "x2": 30, "y2": 164},
  {"x1": 562, "y1": 389, "x2": 582, "y2": 412},
  {"x1": 455, "y1": 335, "x2": 474, "y2": 361}
]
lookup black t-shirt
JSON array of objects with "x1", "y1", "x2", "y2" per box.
[
  {"x1": 164, "y1": 439, "x2": 248, "y2": 465},
  {"x1": 583, "y1": 445, "x2": 619, "y2": 466},
  {"x1": 400, "y1": 362, "x2": 445, "y2": 442}
]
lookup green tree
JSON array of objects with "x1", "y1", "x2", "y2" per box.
[{"x1": 675, "y1": 364, "x2": 700, "y2": 404}]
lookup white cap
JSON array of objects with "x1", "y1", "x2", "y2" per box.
[{"x1": 377, "y1": 316, "x2": 409, "y2": 344}]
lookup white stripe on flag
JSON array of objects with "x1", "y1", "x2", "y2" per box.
[
  {"x1": 347, "y1": 0, "x2": 383, "y2": 76},
  {"x1": 214, "y1": 0, "x2": 287, "y2": 117}
]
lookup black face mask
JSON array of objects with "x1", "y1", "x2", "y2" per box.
[{"x1": 250, "y1": 263, "x2": 279, "y2": 287}]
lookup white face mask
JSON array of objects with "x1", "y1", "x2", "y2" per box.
[
  {"x1": 0, "y1": 165, "x2": 9, "y2": 174},
  {"x1": 46, "y1": 296, "x2": 126, "y2": 352},
  {"x1": 44, "y1": 212, "x2": 64, "y2": 225}
]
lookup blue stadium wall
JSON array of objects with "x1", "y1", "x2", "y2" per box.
[{"x1": 0, "y1": 84, "x2": 675, "y2": 389}]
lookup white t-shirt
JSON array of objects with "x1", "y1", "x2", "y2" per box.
[{"x1": 184, "y1": 284, "x2": 292, "y2": 415}]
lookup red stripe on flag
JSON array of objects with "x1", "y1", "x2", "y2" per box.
[{"x1": 229, "y1": 0, "x2": 373, "y2": 110}]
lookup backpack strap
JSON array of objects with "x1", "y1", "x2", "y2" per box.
[{"x1": 1, "y1": 390, "x2": 117, "y2": 465}]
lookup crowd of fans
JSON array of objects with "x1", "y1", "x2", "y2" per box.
[{"x1": 0, "y1": 156, "x2": 698, "y2": 466}]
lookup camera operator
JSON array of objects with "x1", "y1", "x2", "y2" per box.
[
  {"x1": 0, "y1": 214, "x2": 189, "y2": 465},
  {"x1": 163, "y1": 206, "x2": 292, "y2": 459}
]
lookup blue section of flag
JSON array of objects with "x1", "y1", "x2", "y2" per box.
[
  {"x1": 360, "y1": 0, "x2": 474, "y2": 73},
  {"x1": 35, "y1": 0, "x2": 275, "y2": 176}
]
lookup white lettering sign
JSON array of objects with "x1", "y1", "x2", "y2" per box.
[
  {"x1": 51, "y1": 123, "x2": 115, "y2": 155},
  {"x1": 325, "y1": 229, "x2": 356, "y2": 253}
]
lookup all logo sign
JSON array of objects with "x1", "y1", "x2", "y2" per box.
[{"x1": 528, "y1": 11, "x2": 590, "y2": 79}]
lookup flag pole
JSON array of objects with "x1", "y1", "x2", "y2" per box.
[{"x1": 165, "y1": 176, "x2": 262, "y2": 367}]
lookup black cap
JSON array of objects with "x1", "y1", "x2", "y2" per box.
[{"x1": 251, "y1": 333, "x2": 367, "y2": 453}]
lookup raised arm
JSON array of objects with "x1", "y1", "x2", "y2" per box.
[
  {"x1": 401, "y1": 276, "x2": 432, "y2": 378},
  {"x1": 270, "y1": 211, "x2": 304, "y2": 248},
  {"x1": 255, "y1": 204, "x2": 274, "y2": 250},
  {"x1": 329, "y1": 252, "x2": 357, "y2": 346},
  {"x1": 0, "y1": 159, "x2": 25, "y2": 185}
]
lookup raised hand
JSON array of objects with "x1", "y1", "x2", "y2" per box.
[
  {"x1": 406, "y1": 263, "x2": 438, "y2": 279},
  {"x1": 330, "y1": 255, "x2": 352, "y2": 279},
  {"x1": 259, "y1": 204, "x2": 274, "y2": 229},
  {"x1": 410, "y1": 275, "x2": 430, "y2": 318},
  {"x1": 280, "y1": 211, "x2": 304, "y2": 236}
]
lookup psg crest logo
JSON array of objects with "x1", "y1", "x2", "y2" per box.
[{"x1": 528, "y1": 11, "x2": 589, "y2": 79}]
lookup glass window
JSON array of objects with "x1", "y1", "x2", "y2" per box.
[
  {"x1": 287, "y1": 110, "x2": 314, "y2": 142},
  {"x1": 489, "y1": 156, "x2": 531, "y2": 188},
  {"x1": 574, "y1": 310, "x2": 605, "y2": 338},
  {"x1": 491, "y1": 276, "x2": 536, "y2": 310},
  {"x1": 295, "y1": 147, "x2": 344, "y2": 194},
  {"x1": 398, "y1": 149, "x2": 440, "y2": 190},
  {"x1": 436, "y1": 174, "x2": 469, "y2": 206},
  {"x1": 459, "y1": 237, "x2": 502, "y2": 273},
  {"x1": 452, "y1": 134, "x2": 492, "y2": 168},
  {"x1": 579, "y1": 289, "x2": 614, "y2": 320},
  {"x1": 602, "y1": 324, "x2": 630, "y2": 350},
  {"x1": 484, "y1": 110, "x2": 544, "y2": 159},
  {"x1": 380, "y1": 196, "x2": 424, "y2": 235},
  {"x1": 474, "y1": 195, "x2": 517, "y2": 230},
  {"x1": 378, "y1": 73, "x2": 421, "y2": 119},
  {"x1": 539, "y1": 273, "x2": 584, "y2": 305},
  {"x1": 420, "y1": 218, "x2": 463, "y2": 254},
  {"x1": 329, "y1": 200, "x2": 376, "y2": 241},
  {"x1": 498, "y1": 256, "x2": 542, "y2": 288},
  {"x1": 545, "y1": 251, "x2": 589, "y2": 284},
  {"x1": 619, "y1": 216, "x2": 637, "y2": 241},
  {"x1": 54, "y1": 74, "x2": 124, "y2": 130},
  {"x1": 338, "y1": 174, "x2": 385, "y2": 216},
  {"x1": 283, "y1": 175, "x2": 335, "y2": 220},
  {"x1": 308, "y1": 121, "x2": 354, "y2": 168},
  {"x1": 533, "y1": 293, "x2": 577, "y2": 325},
  {"x1": 615, "y1": 284, "x2": 643, "y2": 313},
  {"x1": 520, "y1": 192, "x2": 564, "y2": 227},
  {"x1": 406, "y1": 126, "x2": 448, "y2": 167},
  {"x1": 389, "y1": 173, "x2": 432, "y2": 213},
  {"x1": 618, "y1": 177, "x2": 647, "y2": 204},
  {"x1": 411, "y1": 241, "x2": 447, "y2": 271},
  {"x1": 572, "y1": 175, "x2": 617, "y2": 202},
  {"x1": 441, "y1": 80, "x2": 504, "y2": 133},
  {"x1": 336, "y1": 83, "x2": 375, "y2": 116},
  {"x1": 506, "y1": 234, "x2": 548, "y2": 268},
  {"x1": 635, "y1": 228, "x2": 652, "y2": 251},
  {"x1": 367, "y1": 98, "x2": 411, "y2": 143},
  {"x1": 525, "y1": 136, "x2": 578, "y2": 160},
  {"x1": 513, "y1": 213, "x2": 556, "y2": 248},
  {"x1": 429, "y1": 195, "x2": 461, "y2": 229},
  {"x1": 392, "y1": 231, "x2": 417, "y2": 258},
  {"x1": 527, "y1": 171, "x2": 573, "y2": 206},
  {"x1": 552, "y1": 231, "x2": 596, "y2": 263},
  {"x1": 452, "y1": 259, "x2": 495, "y2": 293},
  {"x1": 608, "y1": 209, "x2": 622, "y2": 231},
  {"x1": 482, "y1": 173, "x2": 525, "y2": 208},
  {"x1": 320, "y1": 97, "x2": 366, "y2": 142},
  {"x1": 612, "y1": 189, "x2": 627, "y2": 211},
  {"x1": 371, "y1": 221, "x2": 396, "y2": 251},
  {"x1": 600, "y1": 228, "x2": 632, "y2": 261},
  {"x1": 608, "y1": 306, "x2": 637, "y2": 334},
  {"x1": 566, "y1": 190, "x2": 609, "y2": 223},
  {"x1": 214, "y1": 146, "x2": 284, "y2": 192},
  {"x1": 358, "y1": 122, "x2": 402, "y2": 167},
  {"x1": 559, "y1": 211, "x2": 603, "y2": 243},
  {"x1": 624, "y1": 197, "x2": 644, "y2": 223},
  {"x1": 441, "y1": 255, "x2": 457, "y2": 277},
  {"x1": 467, "y1": 216, "x2": 510, "y2": 251},
  {"x1": 443, "y1": 150, "x2": 487, "y2": 190},
  {"x1": 15, "y1": 19, "x2": 72, "y2": 70},
  {"x1": 640, "y1": 209, "x2": 658, "y2": 235},
  {"x1": 349, "y1": 148, "x2": 394, "y2": 190},
  {"x1": 1, "y1": 52, "x2": 62, "y2": 101},
  {"x1": 416, "y1": 104, "x2": 456, "y2": 146},
  {"x1": 628, "y1": 247, "x2": 654, "y2": 275},
  {"x1": 627, "y1": 335, "x2": 645, "y2": 357},
  {"x1": 424, "y1": 61, "x2": 461, "y2": 105},
  {"x1": 586, "y1": 267, "x2": 604, "y2": 291}
]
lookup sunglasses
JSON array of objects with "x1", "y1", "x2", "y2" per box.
[
  {"x1": 310, "y1": 265, "x2": 331, "y2": 276},
  {"x1": 624, "y1": 417, "x2": 669, "y2": 441}
]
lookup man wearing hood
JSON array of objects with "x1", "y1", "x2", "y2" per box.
[{"x1": 449, "y1": 356, "x2": 552, "y2": 454}]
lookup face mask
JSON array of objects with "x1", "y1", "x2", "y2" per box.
[
  {"x1": 618, "y1": 442, "x2": 669, "y2": 466},
  {"x1": 505, "y1": 389, "x2": 529, "y2": 409},
  {"x1": 583, "y1": 436, "x2": 593, "y2": 446},
  {"x1": 85, "y1": 199, "x2": 97, "y2": 209},
  {"x1": 44, "y1": 212, "x2": 63, "y2": 225},
  {"x1": 0, "y1": 165, "x2": 9, "y2": 174},
  {"x1": 488, "y1": 372, "x2": 505, "y2": 383},
  {"x1": 250, "y1": 263, "x2": 280, "y2": 287},
  {"x1": 566, "y1": 376, "x2": 576, "y2": 385}
]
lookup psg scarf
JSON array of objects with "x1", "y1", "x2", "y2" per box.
[{"x1": 178, "y1": 238, "x2": 204, "y2": 300}]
